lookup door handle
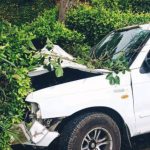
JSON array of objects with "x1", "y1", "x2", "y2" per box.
[{"x1": 114, "y1": 89, "x2": 125, "y2": 93}]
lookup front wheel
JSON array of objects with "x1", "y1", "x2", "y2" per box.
[{"x1": 58, "y1": 112, "x2": 121, "y2": 150}]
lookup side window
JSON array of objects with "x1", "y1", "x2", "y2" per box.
[{"x1": 140, "y1": 51, "x2": 150, "y2": 73}]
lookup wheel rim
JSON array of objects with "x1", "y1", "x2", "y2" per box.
[{"x1": 81, "y1": 127, "x2": 113, "y2": 150}]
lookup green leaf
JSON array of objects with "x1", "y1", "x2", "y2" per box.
[
  {"x1": 29, "y1": 41, "x2": 36, "y2": 50},
  {"x1": 115, "y1": 75, "x2": 120, "y2": 84},
  {"x1": 106, "y1": 73, "x2": 119, "y2": 85},
  {"x1": 0, "y1": 56, "x2": 16, "y2": 67},
  {"x1": 109, "y1": 76, "x2": 116, "y2": 85},
  {"x1": 106, "y1": 73, "x2": 112, "y2": 79},
  {"x1": 46, "y1": 38, "x2": 53, "y2": 50},
  {"x1": 55, "y1": 66, "x2": 63, "y2": 77},
  {"x1": 0, "y1": 45, "x2": 6, "y2": 50}
]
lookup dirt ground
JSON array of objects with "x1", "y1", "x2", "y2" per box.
[{"x1": 12, "y1": 133, "x2": 150, "y2": 150}]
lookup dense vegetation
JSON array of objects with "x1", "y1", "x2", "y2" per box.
[
  {"x1": 0, "y1": 0, "x2": 55, "y2": 25},
  {"x1": 0, "y1": 22, "x2": 36, "y2": 149},
  {"x1": 1, "y1": 0, "x2": 150, "y2": 25},
  {"x1": 0, "y1": 0, "x2": 150, "y2": 149},
  {"x1": 66, "y1": 2, "x2": 150, "y2": 46}
]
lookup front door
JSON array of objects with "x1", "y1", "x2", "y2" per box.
[{"x1": 131, "y1": 50, "x2": 150, "y2": 134}]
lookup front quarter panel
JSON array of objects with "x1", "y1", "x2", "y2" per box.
[{"x1": 26, "y1": 72, "x2": 136, "y2": 136}]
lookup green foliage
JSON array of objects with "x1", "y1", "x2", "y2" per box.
[
  {"x1": 1, "y1": 1, "x2": 150, "y2": 149},
  {"x1": 23, "y1": 8, "x2": 87, "y2": 57},
  {"x1": 0, "y1": 21, "x2": 63, "y2": 149},
  {"x1": 89, "y1": 0, "x2": 150, "y2": 13},
  {"x1": 119, "y1": 0, "x2": 150, "y2": 13},
  {"x1": 0, "y1": 0, "x2": 55, "y2": 25},
  {"x1": 66, "y1": 4, "x2": 150, "y2": 46},
  {"x1": 76, "y1": 49, "x2": 129, "y2": 85},
  {"x1": 0, "y1": 21, "x2": 36, "y2": 149},
  {"x1": 1, "y1": 0, "x2": 149, "y2": 26},
  {"x1": 90, "y1": 0, "x2": 120, "y2": 10},
  {"x1": 106, "y1": 73, "x2": 120, "y2": 85}
]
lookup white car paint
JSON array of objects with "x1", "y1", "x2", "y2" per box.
[
  {"x1": 131, "y1": 38, "x2": 150, "y2": 135},
  {"x1": 26, "y1": 72, "x2": 136, "y2": 136},
  {"x1": 25, "y1": 24, "x2": 150, "y2": 147}
]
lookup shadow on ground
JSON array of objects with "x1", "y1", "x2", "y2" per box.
[{"x1": 12, "y1": 133, "x2": 150, "y2": 150}]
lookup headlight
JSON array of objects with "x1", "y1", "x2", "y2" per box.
[
  {"x1": 31, "y1": 103, "x2": 39, "y2": 113},
  {"x1": 31, "y1": 103, "x2": 41, "y2": 119},
  {"x1": 36, "y1": 109, "x2": 42, "y2": 119}
]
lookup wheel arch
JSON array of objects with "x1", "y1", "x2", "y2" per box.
[
  {"x1": 56, "y1": 106, "x2": 132, "y2": 147},
  {"x1": 58, "y1": 107, "x2": 125, "y2": 130}
]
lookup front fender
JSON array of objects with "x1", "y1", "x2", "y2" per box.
[{"x1": 26, "y1": 72, "x2": 137, "y2": 136}]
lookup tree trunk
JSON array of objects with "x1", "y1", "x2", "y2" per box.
[{"x1": 58, "y1": 0, "x2": 78, "y2": 23}]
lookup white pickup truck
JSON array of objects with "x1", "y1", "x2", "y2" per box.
[{"x1": 20, "y1": 24, "x2": 150, "y2": 150}]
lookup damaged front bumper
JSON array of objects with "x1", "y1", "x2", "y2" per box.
[{"x1": 13, "y1": 121, "x2": 59, "y2": 147}]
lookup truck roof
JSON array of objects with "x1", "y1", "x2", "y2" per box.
[{"x1": 116, "y1": 23, "x2": 150, "y2": 31}]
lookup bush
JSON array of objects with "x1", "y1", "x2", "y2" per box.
[
  {"x1": 23, "y1": 8, "x2": 88, "y2": 57},
  {"x1": 0, "y1": 0, "x2": 55, "y2": 25},
  {"x1": 0, "y1": 16, "x2": 89, "y2": 150},
  {"x1": 0, "y1": 12, "x2": 90, "y2": 148},
  {"x1": 90, "y1": 0, "x2": 120, "y2": 10},
  {"x1": 89, "y1": 0, "x2": 150, "y2": 13},
  {"x1": 0, "y1": 21, "x2": 38, "y2": 149},
  {"x1": 66, "y1": 4, "x2": 150, "y2": 46},
  {"x1": 119, "y1": 0, "x2": 150, "y2": 13},
  {"x1": 0, "y1": 20, "x2": 63, "y2": 150}
]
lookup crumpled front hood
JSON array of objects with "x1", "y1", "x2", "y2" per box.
[
  {"x1": 26, "y1": 45, "x2": 112, "y2": 104},
  {"x1": 28, "y1": 45, "x2": 110, "y2": 77}
]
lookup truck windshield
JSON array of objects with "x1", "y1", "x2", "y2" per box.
[{"x1": 91, "y1": 27, "x2": 150, "y2": 65}]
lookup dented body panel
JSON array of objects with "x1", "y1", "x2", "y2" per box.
[
  {"x1": 26, "y1": 72, "x2": 136, "y2": 136},
  {"x1": 17, "y1": 121, "x2": 59, "y2": 147}
]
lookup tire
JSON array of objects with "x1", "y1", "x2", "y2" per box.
[{"x1": 58, "y1": 112, "x2": 121, "y2": 150}]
